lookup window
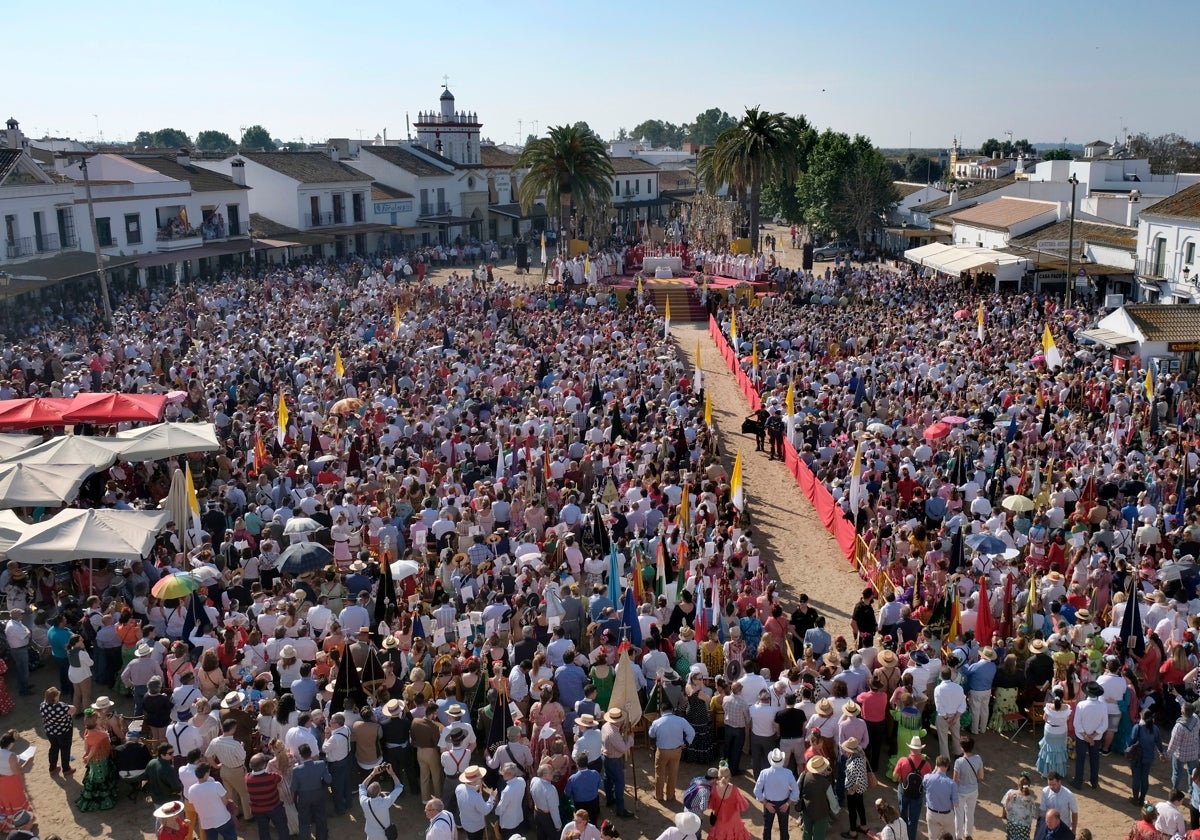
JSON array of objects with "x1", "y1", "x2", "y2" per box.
[
  {"x1": 95, "y1": 217, "x2": 113, "y2": 247},
  {"x1": 646, "y1": 178, "x2": 651, "y2": 194},
  {"x1": 635, "y1": 179, "x2": 640, "y2": 195},
  {"x1": 1186, "y1": 241, "x2": 1196, "y2": 266},
  {"x1": 125, "y1": 213, "x2": 141, "y2": 245},
  {"x1": 625, "y1": 180, "x2": 630, "y2": 196},
  {"x1": 614, "y1": 181, "x2": 620, "y2": 197}
]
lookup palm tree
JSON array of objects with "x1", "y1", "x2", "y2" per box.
[
  {"x1": 516, "y1": 125, "x2": 614, "y2": 244},
  {"x1": 697, "y1": 107, "x2": 806, "y2": 252}
]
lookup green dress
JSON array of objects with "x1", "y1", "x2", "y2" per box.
[
  {"x1": 888, "y1": 707, "x2": 926, "y2": 777},
  {"x1": 590, "y1": 666, "x2": 616, "y2": 709}
]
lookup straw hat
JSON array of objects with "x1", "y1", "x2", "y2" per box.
[
  {"x1": 603, "y1": 709, "x2": 625, "y2": 724},
  {"x1": 134, "y1": 643, "x2": 154, "y2": 658},
  {"x1": 841, "y1": 737, "x2": 861, "y2": 753},
  {"x1": 382, "y1": 699, "x2": 403, "y2": 718},
  {"x1": 815, "y1": 698, "x2": 834, "y2": 717},
  {"x1": 576, "y1": 713, "x2": 598, "y2": 729},
  {"x1": 446, "y1": 704, "x2": 467, "y2": 719},
  {"x1": 679, "y1": 626, "x2": 695, "y2": 640},
  {"x1": 1029, "y1": 639, "x2": 1048, "y2": 654},
  {"x1": 980, "y1": 647, "x2": 997, "y2": 661},
  {"x1": 459, "y1": 765, "x2": 485, "y2": 784},
  {"x1": 92, "y1": 696, "x2": 114, "y2": 710},
  {"x1": 841, "y1": 701, "x2": 861, "y2": 717},
  {"x1": 877, "y1": 649, "x2": 898, "y2": 667},
  {"x1": 822, "y1": 651, "x2": 840, "y2": 668},
  {"x1": 906, "y1": 735, "x2": 924, "y2": 751},
  {"x1": 280, "y1": 644, "x2": 297, "y2": 659},
  {"x1": 767, "y1": 749, "x2": 786, "y2": 767},
  {"x1": 1075, "y1": 609, "x2": 1091, "y2": 622},
  {"x1": 153, "y1": 801, "x2": 186, "y2": 820},
  {"x1": 220, "y1": 691, "x2": 245, "y2": 709},
  {"x1": 806, "y1": 755, "x2": 831, "y2": 774},
  {"x1": 381, "y1": 636, "x2": 399, "y2": 650}
]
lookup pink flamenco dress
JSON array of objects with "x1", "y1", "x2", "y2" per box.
[{"x1": 709, "y1": 780, "x2": 751, "y2": 840}]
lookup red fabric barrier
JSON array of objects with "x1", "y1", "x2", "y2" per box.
[{"x1": 709, "y1": 316, "x2": 855, "y2": 566}]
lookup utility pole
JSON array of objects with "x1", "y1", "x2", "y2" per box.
[
  {"x1": 79, "y1": 156, "x2": 113, "y2": 328},
  {"x1": 1065, "y1": 173, "x2": 1078, "y2": 310}
]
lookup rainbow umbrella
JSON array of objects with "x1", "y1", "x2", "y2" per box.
[{"x1": 151, "y1": 571, "x2": 202, "y2": 600}]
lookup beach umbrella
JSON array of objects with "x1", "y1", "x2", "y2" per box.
[
  {"x1": 867, "y1": 423, "x2": 894, "y2": 437},
  {"x1": 1001, "y1": 495, "x2": 1036, "y2": 513},
  {"x1": 59, "y1": 392, "x2": 167, "y2": 424},
  {"x1": 283, "y1": 517, "x2": 324, "y2": 535},
  {"x1": 330, "y1": 398, "x2": 362, "y2": 415},
  {"x1": 389, "y1": 559, "x2": 421, "y2": 581},
  {"x1": 115, "y1": 422, "x2": 220, "y2": 461},
  {"x1": 0, "y1": 462, "x2": 92, "y2": 508},
  {"x1": 278, "y1": 542, "x2": 333, "y2": 574},
  {"x1": 151, "y1": 571, "x2": 203, "y2": 600},
  {"x1": 6, "y1": 508, "x2": 168, "y2": 563},
  {"x1": 964, "y1": 533, "x2": 1007, "y2": 555},
  {"x1": 975, "y1": 577, "x2": 996, "y2": 647},
  {"x1": 923, "y1": 422, "x2": 952, "y2": 441},
  {"x1": 1118, "y1": 578, "x2": 1146, "y2": 657},
  {"x1": 0, "y1": 434, "x2": 41, "y2": 460},
  {"x1": 4, "y1": 434, "x2": 124, "y2": 471},
  {"x1": 941, "y1": 415, "x2": 968, "y2": 425},
  {"x1": 0, "y1": 511, "x2": 31, "y2": 561}
]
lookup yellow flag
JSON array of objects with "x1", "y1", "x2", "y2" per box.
[
  {"x1": 730, "y1": 451, "x2": 745, "y2": 510},
  {"x1": 752, "y1": 343, "x2": 758, "y2": 371},
  {"x1": 1144, "y1": 366, "x2": 1155, "y2": 400},
  {"x1": 977, "y1": 303, "x2": 985, "y2": 342},
  {"x1": 695, "y1": 339, "x2": 701, "y2": 371},
  {"x1": 184, "y1": 462, "x2": 200, "y2": 516},
  {"x1": 334, "y1": 346, "x2": 344, "y2": 379},
  {"x1": 730, "y1": 308, "x2": 738, "y2": 347},
  {"x1": 393, "y1": 302, "x2": 401, "y2": 333},
  {"x1": 584, "y1": 255, "x2": 591, "y2": 279},
  {"x1": 1041, "y1": 325, "x2": 1063, "y2": 370},
  {"x1": 786, "y1": 381, "x2": 795, "y2": 417},
  {"x1": 679, "y1": 481, "x2": 690, "y2": 528},
  {"x1": 704, "y1": 389, "x2": 712, "y2": 427},
  {"x1": 664, "y1": 296, "x2": 671, "y2": 321},
  {"x1": 276, "y1": 391, "x2": 289, "y2": 446},
  {"x1": 637, "y1": 276, "x2": 643, "y2": 296}
]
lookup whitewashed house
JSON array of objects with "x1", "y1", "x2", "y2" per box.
[{"x1": 1134, "y1": 182, "x2": 1200, "y2": 304}]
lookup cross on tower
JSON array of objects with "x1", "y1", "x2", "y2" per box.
[{"x1": 442, "y1": 74, "x2": 450, "y2": 89}]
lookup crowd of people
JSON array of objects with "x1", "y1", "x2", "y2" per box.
[{"x1": 3, "y1": 245, "x2": 1200, "y2": 840}]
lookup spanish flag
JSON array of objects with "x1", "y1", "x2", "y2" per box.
[
  {"x1": 253, "y1": 430, "x2": 267, "y2": 475},
  {"x1": 334, "y1": 346, "x2": 344, "y2": 379},
  {"x1": 678, "y1": 482, "x2": 690, "y2": 529},
  {"x1": 751, "y1": 343, "x2": 758, "y2": 379},
  {"x1": 276, "y1": 391, "x2": 289, "y2": 447},
  {"x1": 179, "y1": 207, "x2": 189, "y2": 229},
  {"x1": 730, "y1": 450, "x2": 745, "y2": 511}
]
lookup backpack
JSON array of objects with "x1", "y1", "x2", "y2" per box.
[{"x1": 901, "y1": 757, "x2": 929, "y2": 800}]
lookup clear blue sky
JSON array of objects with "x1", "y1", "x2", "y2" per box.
[{"x1": 8, "y1": 0, "x2": 1196, "y2": 150}]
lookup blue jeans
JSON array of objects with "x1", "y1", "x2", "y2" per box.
[
  {"x1": 1131, "y1": 759, "x2": 1152, "y2": 801},
  {"x1": 329, "y1": 757, "x2": 353, "y2": 815},
  {"x1": 55, "y1": 656, "x2": 72, "y2": 699},
  {"x1": 1173, "y1": 757, "x2": 1198, "y2": 793},
  {"x1": 1073, "y1": 736, "x2": 1100, "y2": 787},
  {"x1": 133, "y1": 684, "x2": 149, "y2": 716},
  {"x1": 898, "y1": 791, "x2": 921, "y2": 840},
  {"x1": 204, "y1": 819, "x2": 237, "y2": 840},
  {"x1": 10, "y1": 646, "x2": 29, "y2": 694},
  {"x1": 603, "y1": 756, "x2": 626, "y2": 812},
  {"x1": 254, "y1": 803, "x2": 290, "y2": 840}
]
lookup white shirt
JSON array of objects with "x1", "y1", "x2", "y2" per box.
[
  {"x1": 1073, "y1": 698, "x2": 1109, "y2": 740},
  {"x1": 1155, "y1": 801, "x2": 1188, "y2": 837},
  {"x1": 426, "y1": 810, "x2": 457, "y2": 840},
  {"x1": 749, "y1": 702, "x2": 778, "y2": 737},
  {"x1": 284, "y1": 723, "x2": 319, "y2": 759},
  {"x1": 187, "y1": 778, "x2": 229, "y2": 829},
  {"x1": 322, "y1": 725, "x2": 352, "y2": 762},
  {"x1": 933, "y1": 680, "x2": 967, "y2": 716},
  {"x1": 496, "y1": 776, "x2": 527, "y2": 830},
  {"x1": 166, "y1": 721, "x2": 205, "y2": 756}
]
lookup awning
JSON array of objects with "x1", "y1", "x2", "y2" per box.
[
  {"x1": 0, "y1": 253, "x2": 139, "y2": 301},
  {"x1": 904, "y1": 242, "x2": 955, "y2": 264},
  {"x1": 418, "y1": 214, "x2": 478, "y2": 226},
  {"x1": 912, "y1": 244, "x2": 1030, "y2": 279},
  {"x1": 136, "y1": 238, "x2": 254, "y2": 269},
  {"x1": 887, "y1": 227, "x2": 945, "y2": 238},
  {"x1": 1078, "y1": 327, "x2": 1138, "y2": 348},
  {"x1": 307, "y1": 222, "x2": 395, "y2": 235}
]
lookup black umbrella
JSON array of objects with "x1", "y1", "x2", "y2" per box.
[
  {"x1": 279, "y1": 541, "x2": 334, "y2": 574},
  {"x1": 1119, "y1": 479, "x2": 1148, "y2": 496}
]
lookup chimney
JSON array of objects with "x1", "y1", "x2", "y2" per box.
[
  {"x1": 329, "y1": 146, "x2": 339, "y2": 162},
  {"x1": 947, "y1": 188, "x2": 958, "y2": 206},
  {"x1": 230, "y1": 158, "x2": 246, "y2": 187},
  {"x1": 176, "y1": 147, "x2": 191, "y2": 167},
  {"x1": 4, "y1": 117, "x2": 22, "y2": 150},
  {"x1": 1127, "y1": 189, "x2": 1141, "y2": 226},
  {"x1": 383, "y1": 128, "x2": 387, "y2": 145}
]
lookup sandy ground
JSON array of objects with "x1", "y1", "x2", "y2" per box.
[{"x1": 16, "y1": 241, "x2": 1146, "y2": 839}]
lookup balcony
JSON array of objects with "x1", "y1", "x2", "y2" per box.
[
  {"x1": 419, "y1": 202, "x2": 451, "y2": 216},
  {"x1": 304, "y1": 211, "x2": 335, "y2": 228},
  {"x1": 155, "y1": 226, "x2": 203, "y2": 251},
  {"x1": 4, "y1": 233, "x2": 76, "y2": 259},
  {"x1": 1136, "y1": 258, "x2": 1167, "y2": 279}
]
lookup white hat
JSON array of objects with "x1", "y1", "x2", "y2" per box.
[
  {"x1": 768, "y1": 748, "x2": 786, "y2": 767},
  {"x1": 280, "y1": 644, "x2": 297, "y2": 659},
  {"x1": 153, "y1": 801, "x2": 185, "y2": 820},
  {"x1": 675, "y1": 812, "x2": 702, "y2": 836},
  {"x1": 221, "y1": 690, "x2": 246, "y2": 709},
  {"x1": 134, "y1": 643, "x2": 154, "y2": 658},
  {"x1": 92, "y1": 696, "x2": 114, "y2": 710}
]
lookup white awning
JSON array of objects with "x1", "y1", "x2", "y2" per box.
[
  {"x1": 1078, "y1": 327, "x2": 1137, "y2": 348},
  {"x1": 916, "y1": 245, "x2": 1031, "y2": 278},
  {"x1": 904, "y1": 242, "x2": 955, "y2": 264}
]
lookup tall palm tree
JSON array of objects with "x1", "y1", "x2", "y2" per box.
[
  {"x1": 697, "y1": 107, "x2": 806, "y2": 252},
  {"x1": 516, "y1": 125, "x2": 614, "y2": 243}
]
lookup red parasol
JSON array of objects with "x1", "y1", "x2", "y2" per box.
[
  {"x1": 0, "y1": 397, "x2": 73, "y2": 429},
  {"x1": 59, "y1": 392, "x2": 167, "y2": 424},
  {"x1": 975, "y1": 576, "x2": 996, "y2": 647},
  {"x1": 923, "y1": 421, "x2": 952, "y2": 441}
]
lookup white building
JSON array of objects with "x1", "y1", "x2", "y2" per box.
[
  {"x1": 949, "y1": 197, "x2": 1061, "y2": 249},
  {"x1": 1134, "y1": 181, "x2": 1200, "y2": 304},
  {"x1": 413, "y1": 86, "x2": 481, "y2": 166}
]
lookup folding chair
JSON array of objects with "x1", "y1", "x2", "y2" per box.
[{"x1": 1001, "y1": 712, "x2": 1028, "y2": 741}]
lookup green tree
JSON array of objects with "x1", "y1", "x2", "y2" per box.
[
  {"x1": 134, "y1": 128, "x2": 191, "y2": 148},
  {"x1": 281, "y1": 141, "x2": 307, "y2": 151},
  {"x1": 240, "y1": 125, "x2": 274, "y2": 151},
  {"x1": 904, "y1": 153, "x2": 943, "y2": 183},
  {"x1": 1126, "y1": 132, "x2": 1200, "y2": 174},
  {"x1": 515, "y1": 124, "x2": 614, "y2": 241},
  {"x1": 697, "y1": 107, "x2": 807, "y2": 251},
  {"x1": 796, "y1": 131, "x2": 898, "y2": 243},
  {"x1": 195, "y1": 130, "x2": 237, "y2": 153},
  {"x1": 524, "y1": 134, "x2": 539, "y2": 148},
  {"x1": 688, "y1": 109, "x2": 736, "y2": 146},
  {"x1": 630, "y1": 119, "x2": 686, "y2": 149},
  {"x1": 133, "y1": 131, "x2": 156, "y2": 148},
  {"x1": 1042, "y1": 148, "x2": 1074, "y2": 161},
  {"x1": 616, "y1": 127, "x2": 630, "y2": 142}
]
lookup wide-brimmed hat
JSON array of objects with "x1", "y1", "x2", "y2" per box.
[
  {"x1": 576, "y1": 713, "x2": 599, "y2": 729},
  {"x1": 1076, "y1": 609, "x2": 1091, "y2": 622},
  {"x1": 767, "y1": 748, "x2": 786, "y2": 767},
  {"x1": 877, "y1": 650, "x2": 898, "y2": 667},
  {"x1": 381, "y1": 636, "x2": 399, "y2": 650},
  {"x1": 221, "y1": 690, "x2": 245, "y2": 709},
  {"x1": 980, "y1": 647, "x2": 997, "y2": 661},
  {"x1": 134, "y1": 643, "x2": 154, "y2": 658},
  {"x1": 280, "y1": 644, "x2": 297, "y2": 659},
  {"x1": 382, "y1": 699, "x2": 403, "y2": 718},
  {"x1": 153, "y1": 801, "x2": 185, "y2": 820},
  {"x1": 356, "y1": 626, "x2": 372, "y2": 637},
  {"x1": 604, "y1": 709, "x2": 625, "y2": 724},
  {"x1": 676, "y1": 812, "x2": 702, "y2": 835},
  {"x1": 841, "y1": 701, "x2": 861, "y2": 717},
  {"x1": 1029, "y1": 639, "x2": 1048, "y2": 654},
  {"x1": 815, "y1": 698, "x2": 834, "y2": 716},
  {"x1": 841, "y1": 737, "x2": 861, "y2": 753},
  {"x1": 679, "y1": 626, "x2": 694, "y2": 640},
  {"x1": 459, "y1": 765, "x2": 485, "y2": 784},
  {"x1": 446, "y1": 704, "x2": 467, "y2": 719},
  {"x1": 907, "y1": 735, "x2": 924, "y2": 751},
  {"x1": 1083, "y1": 681, "x2": 1105, "y2": 698},
  {"x1": 806, "y1": 755, "x2": 830, "y2": 774},
  {"x1": 92, "y1": 696, "x2": 114, "y2": 710}
]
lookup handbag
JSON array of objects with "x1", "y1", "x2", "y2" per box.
[{"x1": 367, "y1": 799, "x2": 398, "y2": 840}]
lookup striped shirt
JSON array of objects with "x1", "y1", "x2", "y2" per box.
[
  {"x1": 245, "y1": 770, "x2": 283, "y2": 814},
  {"x1": 722, "y1": 694, "x2": 750, "y2": 729}
]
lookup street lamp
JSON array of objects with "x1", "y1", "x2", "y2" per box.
[
  {"x1": 1065, "y1": 173, "x2": 1078, "y2": 309},
  {"x1": 79, "y1": 156, "x2": 113, "y2": 327}
]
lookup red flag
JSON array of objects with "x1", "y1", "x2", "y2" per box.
[
  {"x1": 975, "y1": 576, "x2": 996, "y2": 647},
  {"x1": 1000, "y1": 573, "x2": 1015, "y2": 640},
  {"x1": 253, "y1": 429, "x2": 267, "y2": 476}
]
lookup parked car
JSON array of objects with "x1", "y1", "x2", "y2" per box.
[{"x1": 813, "y1": 240, "x2": 853, "y2": 261}]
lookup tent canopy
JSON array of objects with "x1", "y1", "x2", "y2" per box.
[
  {"x1": 903, "y1": 242, "x2": 956, "y2": 265},
  {"x1": 59, "y1": 392, "x2": 168, "y2": 424},
  {"x1": 0, "y1": 397, "x2": 74, "y2": 430},
  {"x1": 6, "y1": 508, "x2": 169, "y2": 562},
  {"x1": 908, "y1": 243, "x2": 1030, "y2": 280},
  {"x1": 0, "y1": 434, "x2": 42, "y2": 460},
  {"x1": 0, "y1": 462, "x2": 93, "y2": 508},
  {"x1": 3, "y1": 434, "x2": 125, "y2": 471},
  {"x1": 115, "y1": 422, "x2": 220, "y2": 460},
  {"x1": 0, "y1": 510, "x2": 31, "y2": 561}
]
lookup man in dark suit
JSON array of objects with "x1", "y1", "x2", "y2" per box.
[{"x1": 290, "y1": 743, "x2": 331, "y2": 840}]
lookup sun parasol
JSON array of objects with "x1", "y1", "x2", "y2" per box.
[
  {"x1": 923, "y1": 422, "x2": 952, "y2": 441},
  {"x1": 953, "y1": 309, "x2": 971, "y2": 319},
  {"x1": 866, "y1": 422, "x2": 894, "y2": 436},
  {"x1": 3, "y1": 434, "x2": 124, "y2": 471},
  {"x1": 1001, "y1": 495, "x2": 1036, "y2": 513},
  {"x1": 283, "y1": 517, "x2": 324, "y2": 535},
  {"x1": 114, "y1": 422, "x2": 220, "y2": 460},
  {"x1": 0, "y1": 434, "x2": 41, "y2": 460},
  {"x1": 964, "y1": 533, "x2": 1007, "y2": 555},
  {"x1": 152, "y1": 571, "x2": 203, "y2": 599},
  {"x1": 330, "y1": 398, "x2": 363, "y2": 415},
  {"x1": 941, "y1": 415, "x2": 968, "y2": 425},
  {"x1": 6, "y1": 508, "x2": 168, "y2": 563},
  {"x1": 389, "y1": 559, "x2": 421, "y2": 581},
  {"x1": 0, "y1": 511, "x2": 31, "y2": 561},
  {"x1": 0, "y1": 462, "x2": 93, "y2": 508},
  {"x1": 278, "y1": 541, "x2": 333, "y2": 574}
]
